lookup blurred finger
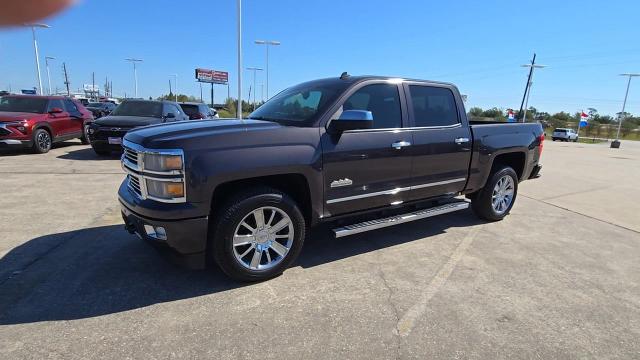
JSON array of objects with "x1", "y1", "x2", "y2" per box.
[{"x1": 0, "y1": 0, "x2": 74, "y2": 26}]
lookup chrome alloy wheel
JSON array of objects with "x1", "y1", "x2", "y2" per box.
[
  {"x1": 37, "y1": 131, "x2": 51, "y2": 150},
  {"x1": 492, "y1": 175, "x2": 515, "y2": 214},
  {"x1": 232, "y1": 206, "x2": 294, "y2": 271}
]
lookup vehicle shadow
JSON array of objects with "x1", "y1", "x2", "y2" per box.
[
  {"x1": 56, "y1": 147, "x2": 121, "y2": 161},
  {"x1": 0, "y1": 210, "x2": 482, "y2": 325},
  {"x1": 0, "y1": 141, "x2": 80, "y2": 157}
]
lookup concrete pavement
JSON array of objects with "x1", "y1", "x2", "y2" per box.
[{"x1": 0, "y1": 139, "x2": 639, "y2": 359}]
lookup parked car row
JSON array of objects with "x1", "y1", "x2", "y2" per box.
[{"x1": 0, "y1": 94, "x2": 222, "y2": 155}]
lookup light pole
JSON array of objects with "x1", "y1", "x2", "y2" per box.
[
  {"x1": 171, "y1": 74, "x2": 178, "y2": 101},
  {"x1": 520, "y1": 63, "x2": 546, "y2": 122},
  {"x1": 254, "y1": 39, "x2": 280, "y2": 100},
  {"x1": 613, "y1": 73, "x2": 640, "y2": 146},
  {"x1": 246, "y1": 67, "x2": 263, "y2": 110},
  {"x1": 24, "y1": 23, "x2": 50, "y2": 95},
  {"x1": 45, "y1": 56, "x2": 55, "y2": 95},
  {"x1": 125, "y1": 58, "x2": 143, "y2": 98},
  {"x1": 237, "y1": 0, "x2": 243, "y2": 119}
]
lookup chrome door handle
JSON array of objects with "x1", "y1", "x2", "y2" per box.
[
  {"x1": 454, "y1": 137, "x2": 470, "y2": 144},
  {"x1": 391, "y1": 141, "x2": 411, "y2": 149}
]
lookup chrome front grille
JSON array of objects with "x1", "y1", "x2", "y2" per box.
[
  {"x1": 127, "y1": 174, "x2": 142, "y2": 197},
  {"x1": 123, "y1": 147, "x2": 139, "y2": 168}
]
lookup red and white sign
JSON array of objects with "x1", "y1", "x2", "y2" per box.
[{"x1": 195, "y1": 68, "x2": 228, "y2": 84}]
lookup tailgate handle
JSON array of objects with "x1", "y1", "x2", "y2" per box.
[
  {"x1": 391, "y1": 141, "x2": 411, "y2": 149},
  {"x1": 454, "y1": 137, "x2": 470, "y2": 144}
]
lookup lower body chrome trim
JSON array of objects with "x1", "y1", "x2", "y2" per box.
[
  {"x1": 333, "y1": 201, "x2": 469, "y2": 237},
  {"x1": 326, "y1": 178, "x2": 466, "y2": 204}
]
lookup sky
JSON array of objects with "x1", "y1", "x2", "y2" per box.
[{"x1": 1, "y1": 0, "x2": 639, "y2": 116}]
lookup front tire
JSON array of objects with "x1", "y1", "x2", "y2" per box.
[
  {"x1": 471, "y1": 166, "x2": 518, "y2": 221},
  {"x1": 210, "y1": 187, "x2": 307, "y2": 282},
  {"x1": 31, "y1": 128, "x2": 52, "y2": 154}
]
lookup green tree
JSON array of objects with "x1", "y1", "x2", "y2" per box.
[{"x1": 469, "y1": 107, "x2": 484, "y2": 117}]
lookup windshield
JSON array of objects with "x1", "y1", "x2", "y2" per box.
[
  {"x1": 87, "y1": 102, "x2": 103, "y2": 108},
  {"x1": 248, "y1": 80, "x2": 347, "y2": 126},
  {"x1": 111, "y1": 101, "x2": 162, "y2": 118},
  {"x1": 0, "y1": 97, "x2": 48, "y2": 113}
]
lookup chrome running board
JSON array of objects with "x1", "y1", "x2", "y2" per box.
[{"x1": 333, "y1": 201, "x2": 470, "y2": 238}]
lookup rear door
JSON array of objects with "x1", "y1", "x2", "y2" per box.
[
  {"x1": 321, "y1": 81, "x2": 413, "y2": 216},
  {"x1": 63, "y1": 98, "x2": 85, "y2": 135},
  {"x1": 46, "y1": 99, "x2": 70, "y2": 137},
  {"x1": 403, "y1": 83, "x2": 472, "y2": 201}
]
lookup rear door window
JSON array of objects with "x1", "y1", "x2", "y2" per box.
[
  {"x1": 408, "y1": 85, "x2": 459, "y2": 127},
  {"x1": 64, "y1": 99, "x2": 82, "y2": 117}
]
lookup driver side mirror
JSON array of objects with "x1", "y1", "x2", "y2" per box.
[
  {"x1": 165, "y1": 112, "x2": 176, "y2": 119},
  {"x1": 48, "y1": 107, "x2": 63, "y2": 114},
  {"x1": 328, "y1": 110, "x2": 373, "y2": 133}
]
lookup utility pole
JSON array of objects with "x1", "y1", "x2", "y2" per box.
[
  {"x1": 200, "y1": 82, "x2": 203, "y2": 102},
  {"x1": 169, "y1": 79, "x2": 172, "y2": 97},
  {"x1": 62, "y1": 62, "x2": 70, "y2": 96},
  {"x1": 254, "y1": 39, "x2": 281, "y2": 99},
  {"x1": 211, "y1": 83, "x2": 214, "y2": 108},
  {"x1": 519, "y1": 54, "x2": 546, "y2": 122},
  {"x1": 612, "y1": 73, "x2": 640, "y2": 147}
]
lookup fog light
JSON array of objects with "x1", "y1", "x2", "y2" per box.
[{"x1": 143, "y1": 224, "x2": 167, "y2": 240}]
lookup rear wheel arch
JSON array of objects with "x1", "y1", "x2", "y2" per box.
[{"x1": 489, "y1": 151, "x2": 526, "y2": 180}]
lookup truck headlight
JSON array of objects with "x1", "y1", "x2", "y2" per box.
[
  {"x1": 144, "y1": 153, "x2": 183, "y2": 172},
  {"x1": 145, "y1": 179, "x2": 185, "y2": 199}
]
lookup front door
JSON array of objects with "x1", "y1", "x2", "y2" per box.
[
  {"x1": 321, "y1": 82, "x2": 413, "y2": 216},
  {"x1": 403, "y1": 83, "x2": 472, "y2": 201}
]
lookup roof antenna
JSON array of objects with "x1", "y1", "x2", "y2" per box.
[{"x1": 340, "y1": 72, "x2": 350, "y2": 80}]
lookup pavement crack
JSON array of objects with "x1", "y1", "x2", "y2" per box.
[{"x1": 376, "y1": 267, "x2": 402, "y2": 360}]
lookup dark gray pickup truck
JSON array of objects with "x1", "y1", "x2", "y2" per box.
[{"x1": 119, "y1": 75, "x2": 544, "y2": 281}]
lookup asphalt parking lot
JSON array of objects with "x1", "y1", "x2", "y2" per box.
[{"x1": 1, "y1": 140, "x2": 639, "y2": 359}]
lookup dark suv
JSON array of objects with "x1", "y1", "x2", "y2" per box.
[
  {"x1": 86, "y1": 102, "x2": 117, "y2": 119},
  {"x1": 87, "y1": 99, "x2": 189, "y2": 155},
  {"x1": 179, "y1": 102, "x2": 217, "y2": 120}
]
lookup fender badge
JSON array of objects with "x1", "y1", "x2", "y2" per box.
[{"x1": 331, "y1": 178, "x2": 353, "y2": 188}]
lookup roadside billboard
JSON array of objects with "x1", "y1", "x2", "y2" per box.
[{"x1": 195, "y1": 68, "x2": 228, "y2": 84}]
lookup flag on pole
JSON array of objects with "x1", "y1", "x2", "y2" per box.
[
  {"x1": 579, "y1": 111, "x2": 589, "y2": 128},
  {"x1": 507, "y1": 109, "x2": 515, "y2": 122}
]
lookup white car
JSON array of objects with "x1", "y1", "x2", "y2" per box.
[{"x1": 552, "y1": 128, "x2": 578, "y2": 142}]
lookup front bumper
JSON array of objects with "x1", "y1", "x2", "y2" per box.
[
  {"x1": 120, "y1": 199, "x2": 209, "y2": 269},
  {"x1": 0, "y1": 139, "x2": 32, "y2": 148}
]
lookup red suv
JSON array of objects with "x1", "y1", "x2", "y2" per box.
[{"x1": 0, "y1": 95, "x2": 93, "y2": 153}]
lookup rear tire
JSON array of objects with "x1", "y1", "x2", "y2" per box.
[
  {"x1": 31, "y1": 128, "x2": 52, "y2": 154},
  {"x1": 209, "y1": 187, "x2": 307, "y2": 282},
  {"x1": 471, "y1": 166, "x2": 518, "y2": 221}
]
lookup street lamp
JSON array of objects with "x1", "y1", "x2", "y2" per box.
[
  {"x1": 237, "y1": 0, "x2": 243, "y2": 119},
  {"x1": 45, "y1": 56, "x2": 55, "y2": 95},
  {"x1": 125, "y1": 58, "x2": 143, "y2": 98},
  {"x1": 24, "y1": 23, "x2": 50, "y2": 95},
  {"x1": 170, "y1": 74, "x2": 178, "y2": 102},
  {"x1": 520, "y1": 63, "x2": 546, "y2": 122},
  {"x1": 254, "y1": 39, "x2": 280, "y2": 100},
  {"x1": 612, "y1": 73, "x2": 640, "y2": 148},
  {"x1": 246, "y1": 67, "x2": 263, "y2": 110}
]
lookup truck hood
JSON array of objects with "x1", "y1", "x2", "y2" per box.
[
  {"x1": 0, "y1": 111, "x2": 41, "y2": 122},
  {"x1": 94, "y1": 115, "x2": 163, "y2": 127},
  {"x1": 124, "y1": 119, "x2": 281, "y2": 149}
]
